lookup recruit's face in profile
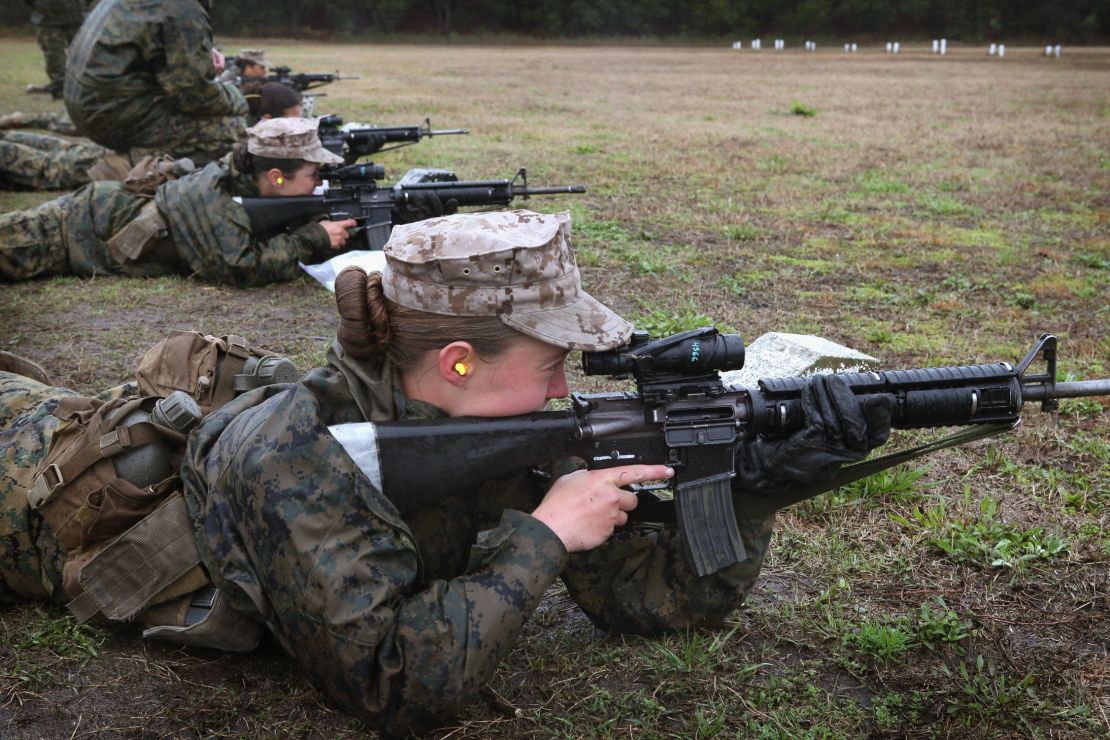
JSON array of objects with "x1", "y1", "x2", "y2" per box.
[{"x1": 450, "y1": 334, "x2": 571, "y2": 418}]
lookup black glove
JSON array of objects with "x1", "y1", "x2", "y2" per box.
[
  {"x1": 391, "y1": 190, "x2": 459, "y2": 225},
  {"x1": 734, "y1": 374, "x2": 894, "y2": 495}
]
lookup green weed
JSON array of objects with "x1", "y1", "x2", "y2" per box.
[
  {"x1": 940, "y1": 656, "x2": 1040, "y2": 731},
  {"x1": 856, "y1": 169, "x2": 910, "y2": 195},
  {"x1": 790, "y1": 101, "x2": 816, "y2": 117},
  {"x1": 892, "y1": 497, "x2": 1069, "y2": 576},
  {"x1": 723, "y1": 222, "x2": 761, "y2": 241},
  {"x1": 802, "y1": 465, "x2": 933, "y2": 514},
  {"x1": 0, "y1": 607, "x2": 106, "y2": 692},
  {"x1": 631, "y1": 305, "x2": 721, "y2": 336},
  {"x1": 842, "y1": 618, "x2": 914, "y2": 665},
  {"x1": 915, "y1": 599, "x2": 973, "y2": 651},
  {"x1": 644, "y1": 626, "x2": 739, "y2": 672}
]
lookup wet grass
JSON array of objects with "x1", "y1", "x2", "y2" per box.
[{"x1": 1, "y1": 39, "x2": 1109, "y2": 738}]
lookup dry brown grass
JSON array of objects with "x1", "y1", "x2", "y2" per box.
[{"x1": 2, "y1": 39, "x2": 1109, "y2": 737}]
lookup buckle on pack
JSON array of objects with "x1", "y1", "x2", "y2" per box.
[
  {"x1": 225, "y1": 335, "x2": 251, "y2": 359},
  {"x1": 99, "y1": 427, "x2": 131, "y2": 456},
  {"x1": 28, "y1": 463, "x2": 65, "y2": 509}
]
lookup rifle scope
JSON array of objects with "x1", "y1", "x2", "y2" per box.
[
  {"x1": 583, "y1": 327, "x2": 746, "y2": 380},
  {"x1": 322, "y1": 162, "x2": 386, "y2": 182}
]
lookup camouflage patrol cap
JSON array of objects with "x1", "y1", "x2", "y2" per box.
[
  {"x1": 382, "y1": 210, "x2": 632, "y2": 351},
  {"x1": 245, "y1": 117, "x2": 343, "y2": 165},
  {"x1": 237, "y1": 49, "x2": 271, "y2": 68}
]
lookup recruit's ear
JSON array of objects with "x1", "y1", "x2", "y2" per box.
[{"x1": 437, "y1": 342, "x2": 475, "y2": 387}]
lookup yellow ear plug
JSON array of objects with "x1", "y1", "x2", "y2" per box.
[{"x1": 454, "y1": 362, "x2": 469, "y2": 376}]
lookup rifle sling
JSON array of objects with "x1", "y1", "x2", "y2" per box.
[{"x1": 731, "y1": 421, "x2": 1018, "y2": 519}]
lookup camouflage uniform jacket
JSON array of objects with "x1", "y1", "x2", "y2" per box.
[
  {"x1": 154, "y1": 157, "x2": 330, "y2": 286},
  {"x1": 180, "y1": 342, "x2": 775, "y2": 736},
  {"x1": 64, "y1": 0, "x2": 247, "y2": 150},
  {"x1": 40, "y1": 156, "x2": 327, "y2": 284}
]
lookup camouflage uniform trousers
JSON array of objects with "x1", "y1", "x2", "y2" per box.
[
  {"x1": 0, "y1": 195, "x2": 69, "y2": 279},
  {"x1": 127, "y1": 113, "x2": 246, "y2": 168},
  {"x1": 0, "y1": 373, "x2": 71, "y2": 603},
  {"x1": 0, "y1": 373, "x2": 137, "y2": 605},
  {"x1": 33, "y1": 23, "x2": 82, "y2": 98},
  {"x1": 0, "y1": 131, "x2": 106, "y2": 190}
]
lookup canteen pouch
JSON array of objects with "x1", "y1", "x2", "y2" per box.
[
  {"x1": 136, "y1": 331, "x2": 299, "y2": 413},
  {"x1": 28, "y1": 395, "x2": 181, "y2": 554},
  {"x1": 122, "y1": 154, "x2": 195, "y2": 196}
]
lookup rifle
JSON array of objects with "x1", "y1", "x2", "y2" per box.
[
  {"x1": 317, "y1": 115, "x2": 470, "y2": 163},
  {"x1": 258, "y1": 65, "x2": 359, "y2": 93},
  {"x1": 235, "y1": 166, "x2": 586, "y2": 250},
  {"x1": 325, "y1": 328, "x2": 1110, "y2": 577}
]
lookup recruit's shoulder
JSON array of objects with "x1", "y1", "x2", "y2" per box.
[{"x1": 181, "y1": 362, "x2": 401, "y2": 520}]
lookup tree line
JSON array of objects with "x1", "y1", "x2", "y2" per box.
[{"x1": 2, "y1": 0, "x2": 1107, "y2": 41}]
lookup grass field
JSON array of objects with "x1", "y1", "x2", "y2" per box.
[{"x1": 1, "y1": 38, "x2": 1109, "y2": 738}]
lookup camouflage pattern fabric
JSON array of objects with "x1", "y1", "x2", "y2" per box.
[
  {"x1": 179, "y1": 342, "x2": 774, "y2": 735},
  {"x1": 0, "y1": 372, "x2": 137, "y2": 605},
  {"x1": 27, "y1": 0, "x2": 87, "y2": 97},
  {"x1": 154, "y1": 158, "x2": 331, "y2": 285},
  {"x1": 0, "y1": 110, "x2": 80, "y2": 135},
  {"x1": 63, "y1": 0, "x2": 248, "y2": 163},
  {"x1": 0, "y1": 156, "x2": 329, "y2": 285},
  {"x1": 0, "y1": 191, "x2": 73, "y2": 279},
  {"x1": 0, "y1": 131, "x2": 106, "y2": 190},
  {"x1": 245, "y1": 117, "x2": 342, "y2": 165},
  {"x1": 33, "y1": 23, "x2": 82, "y2": 98},
  {"x1": 384, "y1": 211, "x2": 633, "y2": 352}
]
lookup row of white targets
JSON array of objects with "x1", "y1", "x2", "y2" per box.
[{"x1": 730, "y1": 39, "x2": 1065, "y2": 58}]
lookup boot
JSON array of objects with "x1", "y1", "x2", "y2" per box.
[
  {"x1": 0, "y1": 112, "x2": 26, "y2": 130},
  {"x1": 0, "y1": 351, "x2": 52, "y2": 385},
  {"x1": 25, "y1": 84, "x2": 52, "y2": 95}
]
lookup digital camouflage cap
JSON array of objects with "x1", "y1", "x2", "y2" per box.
[
  {"x1": 382, "y1": 210, "x2": 633, "y2": 352},
  {"x1": 237, "y1": 49, "x2": 271, "y2": 68},
  {"x1": 245, "y1": 117, "x2": 343, "y2": 166}
]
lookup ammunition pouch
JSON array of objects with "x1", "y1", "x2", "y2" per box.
[
  {"x1": 86, "y1": 152, "x2": 133, "y2": 183},
  {"x1": 106, "y1": 199, "x2": 171, "y2": 266},
  {"x1": 25, "y1": 332, "x2": 299, "y2": 652}
]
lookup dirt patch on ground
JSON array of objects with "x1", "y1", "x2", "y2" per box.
[{"x1": 2, "y1": 40, "x2": 1109, "y2": 737}]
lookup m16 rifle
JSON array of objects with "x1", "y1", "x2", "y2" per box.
[
  {"x1": 260, "y1": 66, "x2": 359, "y2": 93},
  {"x1": 235, "y1": 165, "x2": 586, "y2": 250},
  {"x1": 325, "y1": 328, "x2": 1110, "y2": 578},
  {"x1": 317, "y1": 115, "x2": 470, "y2": 163}
]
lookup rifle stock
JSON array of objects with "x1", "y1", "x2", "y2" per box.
[{"x1": 329, "y1": 330, "x2": 1110, "y2": 577}]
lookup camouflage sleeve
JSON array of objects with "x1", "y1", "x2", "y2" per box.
[
  {"x1": 475, "y1": 457, "x2": 777, "y2": 637},
  {"x1": 538, "y1": 454, "x2": 775, "y2": 635},
  {"x1": 183, "y1": 388, "x2": 569, "y2": 736},
  {"x1": 158, "y1": 173, "x2": 332, "y2": 286},
  {"x1": 153, "y1": 9, "x2": 247, "y2": 117},
  {"x1": 560, "y1": 514, "x2": 775, "y2": 635}
]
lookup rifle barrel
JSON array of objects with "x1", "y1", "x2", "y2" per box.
[
  {"x1": 1023, "y1": 379, "x2": 1110, "y2": 402},
  {"x1": 427, "y1": 128, "x2": 470, "y2": 136},
  {"x1": 519, "y1": 185, "x2": 588, "y2": 195}
]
